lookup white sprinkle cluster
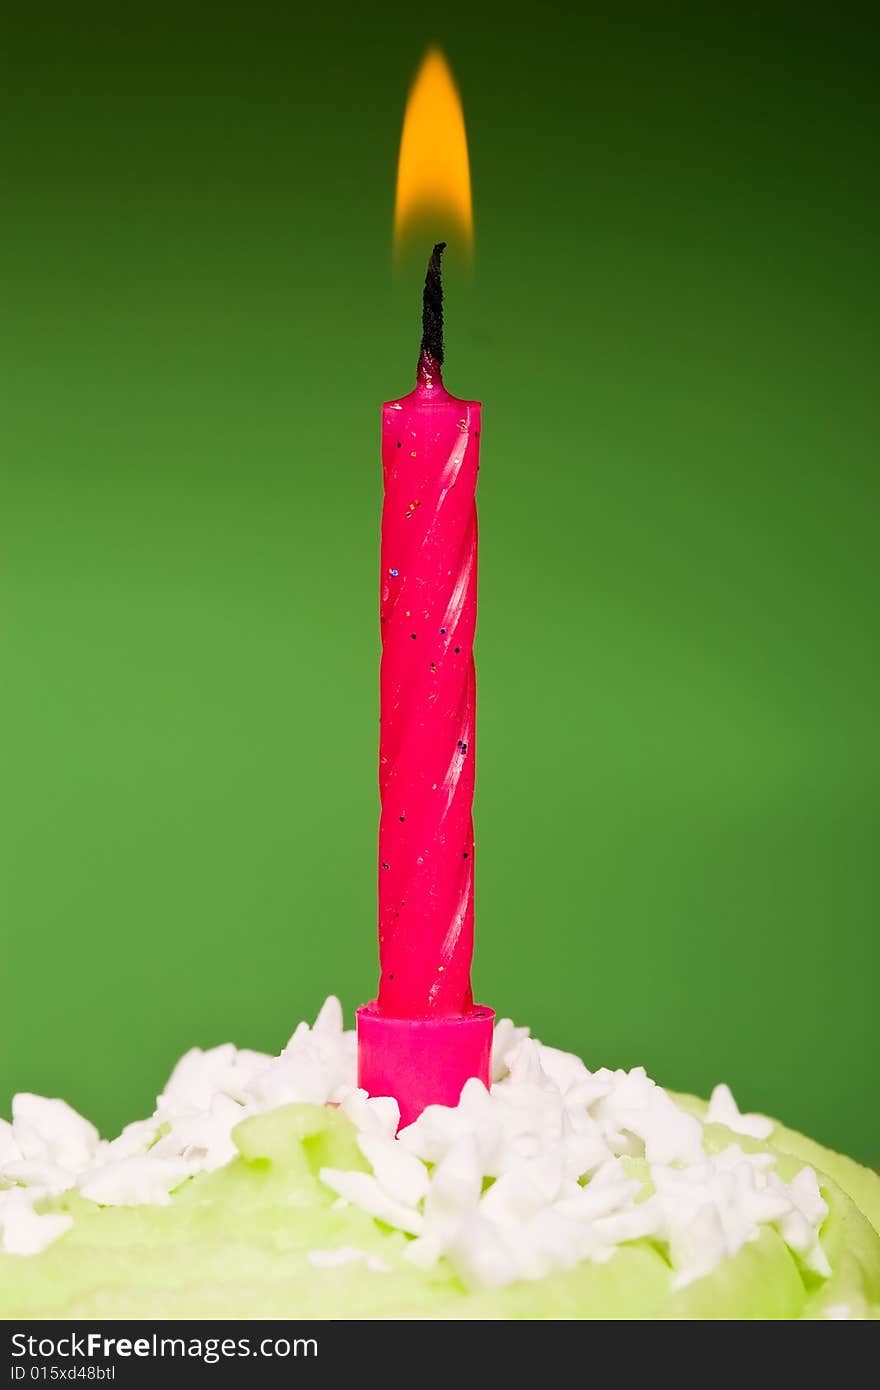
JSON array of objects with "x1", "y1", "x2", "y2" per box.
[
  {"x1": 0, "y1": 999, "x2": 830, "y2": 1293},
  {"x1": 0, "y1": 997, "x2": 350, "y2": 1255}
]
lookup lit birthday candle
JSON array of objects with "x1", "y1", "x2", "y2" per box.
[
  {"x1": 357, "y1": 53, "x2": 493, "y2": 1126},
  {"x1": 377, "y1": 243, "x2": 479, "y2": 1018}
]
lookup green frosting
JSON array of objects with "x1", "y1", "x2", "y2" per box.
[{"x1": 2, "y1": 1099, "x2": 878, "y2": 1319}]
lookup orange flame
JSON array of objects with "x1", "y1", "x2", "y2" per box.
[{"x1": 394, "y1": 48, "x2": 473, "y2": 254}]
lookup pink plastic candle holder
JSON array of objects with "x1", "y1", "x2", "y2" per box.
[{"x1": 356, "y1": 1002, "x2": 495, "y2": 1129}]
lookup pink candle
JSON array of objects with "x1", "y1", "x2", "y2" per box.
[
  {"x1": 357, "y1": 246, "x2": 493, "y2": 1123},
  {"x1": 378, "y1": 244, "x2": 479, "y2": 1018}
]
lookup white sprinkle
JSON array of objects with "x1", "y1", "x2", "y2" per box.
[
  {"x1": 707, "y1": 1084, "x2": 774, "y2": 1140},
  {"x1": 357, "y1": 1132, "x2": 429, "y2": 1207},
  {"x1": 318, "y1": 1168, "x2": 424, "y2": 1236},
  {"x1": 79, "y1": 1155, "x2": 194, "y2": 1207},
  {"x1": 0, "y1": 1119, "x2": 22, "y2": 1165},
  {"x1": 312, "y1": 996, "x2": 344, "y2": 1035},
  {"x1": 490, "y1": 1018, "x2": 530, "y2": 1082},
  {"x1": 0, "y1": 1188, "x2": 74, "y2": 1256},
  {"x1": 773, "y1": 1165, "x2": 830, "y2": 1276},
  {"x1": 12, "y1": 1095, "x2": 99, "y2": 1171},
  {"x1": 338, "y1": 1087, "x2": 400, "y2": 1138},
  {"x1": 307, "y1": 1245, "x2": 391, "y2": 1273},
  {"x1": 1, "y1": 1158, "x2": 76, "y2": 1194},
  {"x1": 823, "y1": 1303, "x2": 852, "y2": 1319}
]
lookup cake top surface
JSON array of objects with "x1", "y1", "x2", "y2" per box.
[{"x1": 1, "y1": 997, "x2": 848, "y2": 1306}]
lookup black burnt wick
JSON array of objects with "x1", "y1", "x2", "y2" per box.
[{"x1": 418, "y1": 242, "x2": 446, "y2": 378}]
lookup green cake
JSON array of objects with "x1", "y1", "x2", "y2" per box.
[{"x1": 1, "y1": 1000, "x2": 878, "y2": 1319}]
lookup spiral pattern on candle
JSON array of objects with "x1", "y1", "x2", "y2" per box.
[{"x1": 377, "y1": 388, "x2": 481, "y2": 1017}]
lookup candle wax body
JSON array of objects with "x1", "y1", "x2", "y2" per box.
[{"x1": 378, "y1": 366, "x2": 480, "y2": 1018}]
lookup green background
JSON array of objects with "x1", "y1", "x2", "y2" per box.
[{"x1": 2, "y1": 3, "x2": 877, "y2": 1162}]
